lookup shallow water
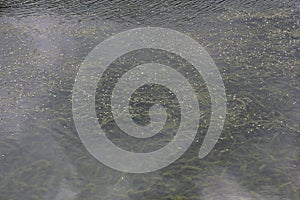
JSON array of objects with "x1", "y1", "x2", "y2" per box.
[{"x1": 0, "y1": 1, "x2": 299, "y2": 200}]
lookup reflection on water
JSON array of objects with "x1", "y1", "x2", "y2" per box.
[{"x1": 0, "y1": 1, "x2": 299, "y2": 200}]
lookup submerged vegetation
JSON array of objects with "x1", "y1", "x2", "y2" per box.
[{"x1": 0, "y1": 2, "x2": 299, "y2": 200}]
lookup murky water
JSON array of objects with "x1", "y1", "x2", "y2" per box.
[{"x1": 0, "y1": 1, "x2": 299, "y2": 200}]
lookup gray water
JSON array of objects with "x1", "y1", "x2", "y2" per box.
[{"x1": 0, "y1": 1, "x2": 299, "y2": 200}]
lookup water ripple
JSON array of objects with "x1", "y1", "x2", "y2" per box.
[{"x1": 0, "y1": 0, "x2": 298, "y2": 22}]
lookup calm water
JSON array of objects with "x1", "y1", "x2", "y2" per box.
[{"x1": 0, "y1": 1, "x2": 299, "y2": 200}]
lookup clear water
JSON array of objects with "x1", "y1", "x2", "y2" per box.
[{"x1": 0, "y1": 1, "x2": 299, "y2": 200}]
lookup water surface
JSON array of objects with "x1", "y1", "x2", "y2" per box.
[{"x1": 0, "y1": 1, "x2": 299, "y2": 200}]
